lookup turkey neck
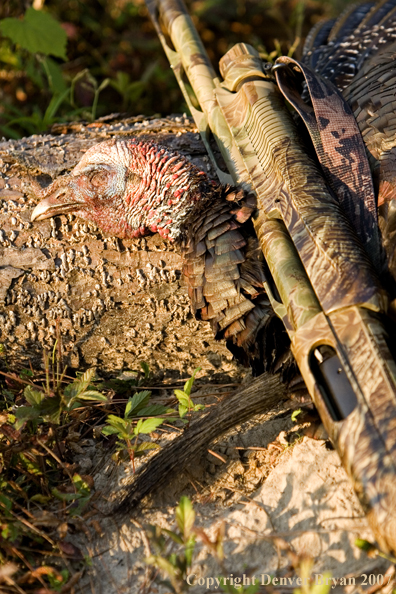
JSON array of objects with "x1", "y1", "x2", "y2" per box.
[{"x1": 121, "y1": 139, "x2": 222, "y2": 241}]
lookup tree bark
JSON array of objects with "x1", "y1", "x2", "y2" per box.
[{"x1": 0, "y1": 115, "x2": 244, "y2": 382}]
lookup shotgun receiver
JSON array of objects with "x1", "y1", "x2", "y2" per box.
[{"x1": 145, "y1": 0, "x2": 396, "y2": 553}]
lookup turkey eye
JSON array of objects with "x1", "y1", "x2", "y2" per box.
[{"x1": 90, "y1": 171, "x2": 108, "y2": 187}]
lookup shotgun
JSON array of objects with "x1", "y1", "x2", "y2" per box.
[{"x1": 145, "y1": 0, "x2": 396, "y2": 553}]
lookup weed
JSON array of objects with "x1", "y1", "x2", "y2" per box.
[
  {"x1": 0, "y1": 345, "x2": 109, "y2": 592},
  {"x1": 174, "y1": 367, "x2": 205, "y2": 419},
  {"x1": 101, "y1": 366, "x2": 204, "y2": 470},
  {"x1": 146, "y1": 496, "x2": 197, "y2": 594},
  {"x1": 102, "y1": 389, "x2": 175, "y2": 471},
  {"x1": 145, "y1": 496, "x2": 335, "y2": 594}
]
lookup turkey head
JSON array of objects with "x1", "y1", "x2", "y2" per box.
[{"x1": 31, "y1": 138, "x2": 216, "y2": 241}]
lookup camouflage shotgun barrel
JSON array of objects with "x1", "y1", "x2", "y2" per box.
[{"x1": 145, "y1": 0, "x2": 396, "y2": 553}]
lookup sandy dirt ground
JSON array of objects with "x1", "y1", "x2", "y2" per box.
[{"x1": 71, "y1": 388, "x2": 394, "y2": 594}]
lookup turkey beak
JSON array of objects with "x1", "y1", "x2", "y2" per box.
[{"x1": 31, "y1": 178, "x2": 81, "y2": 222}]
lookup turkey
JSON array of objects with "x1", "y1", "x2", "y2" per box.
[{"x1": 31, "y1": 137, "x2": 293, "y2": 378}]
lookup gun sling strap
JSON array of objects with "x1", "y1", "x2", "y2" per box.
[{"x1": 274, "y1": 57, "x2": 381, "y2": 269}]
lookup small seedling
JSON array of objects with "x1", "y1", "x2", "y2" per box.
[
  {"x1": 174, "y1": 367, "x2": 205, "y2": 419},
  {"x1": 102, "y1": 389, "x2": 176, "y2": 471},
  {"x1": 146, "y1": 496, "x2": 197, "y2": 594}
]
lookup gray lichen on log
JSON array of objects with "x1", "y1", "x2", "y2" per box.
[{"x1": 0, "y1": 115, "x2": 243, "y2": 380}]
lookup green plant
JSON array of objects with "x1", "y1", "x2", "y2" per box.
[
  {"x1": 101, "y1": 366, "x2": 205, "y2": 470},
  {"x1": 70, "y1": 68, "x2": 110, "y2": 121},
  {"x1": 0, "y1": 7, "x2": 71, "y2": 137},
  {"x1": 13, "y1": 366, "x2": 107, "y2": 428},
  {"x1": 174, "y1": 367, "x2": 204, "y2": 419},
  {"x1": 0, "y1": 8, "x2": 67, "y2": 60},
  {"x1": 0, "y1": 6, "x2": 113, "y2": 137},
  {"x1": 0, "y1": 347, "x2": 110, "y2": 591},
  {"x1": 146, "y1": 496, "x2": 197, "y2": 594},
  {"x1": 52, "y1": 473, "x2": 91, "y2": 516},
  {"x1": 102, "y1": 389, "x2": 176, "y2": 471},
  {"x1": 110, "y1": 60, "x2": 158, "y2": 110},
  {"x1": 145, "y1": 497, "x2": 335, "y2": 594}
]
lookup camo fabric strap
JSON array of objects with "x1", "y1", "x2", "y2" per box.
[{"x1": 274, "y1": 56, "x2": 380, "y2": 268}]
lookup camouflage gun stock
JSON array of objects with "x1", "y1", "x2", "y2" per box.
[{"x1": 145, "y1": 0, "x2": 396, "y2": 553}]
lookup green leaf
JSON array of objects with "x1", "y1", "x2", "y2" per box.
[
  {"x1": 178, "y1": 404, "x2": 188, "y2": 419},
  {"x1": 18, "y1": 453, "x2": 42, "y2": 475},
  {"x1": 0, "y1": 493, "x2": 12, "y2": 512},
  {"x1": 52, "y1": 488, "x2": 78, "y2": 502},
  {"x1": 63, "y1": 383, "x2": 79, "y2": 400},
  {"x1": 175, "y1": 496, "x2": 195, "y2": 539},
  {"x1": 183, "y1": 367, "x2": 201, "y2": 396},
  {"x1": 133, "y1": 441, "x2": 161, "y2": 456},
  {"x1": 104, "y1": 415, "x2": 130, "y2": 433},
  {"x1": 43, "y1": 87, "x2": 70, "y2": 124},
  {"x1": 40, "y1": 55, "x2": 67, "y2": 94},
  {"x1": 72, "y1": 474, "x2": 90, "y2": 494},
  {"x1": 39, "y1": 395, "x2": 62, "y2": 424},
  {"x1": 0, "y1": 8, "x2": 67, "y2": 59},
  {"x1": 76, "y1": 390, "x2": 108, "y2": 402},
  {"x1": 14, "y1": 405, "x2": 41, "y2": 423},
  {"x1": 161, "y1": 528, "x2": 184, "y2": 545},
  {"x1": 140, "y1": 361, "x2": 150, "y2": 379},
  {"x1": 125, "y1": 391, "x2": 151, "y2": 417},
  {"x1": 30, "y1": 494, "x2": 51, "y2": 504},
  {"x1": 134, "y1": 417, "x2": 164, "y2": 435},
  {"x1": 73, "y1": 368, "x2": 96, "y2": 395},
  {"x1": 193, "y1": 404, "x2": 205, "y2": 412},
  {"x1": 23, "y1": 385, "x2": 44, "y2": 406},
  {"x1": 136, "y1": 404, "x2": 174, "y2": 417},
  {"x1": 135, "y1": 441, "x2": 160, "y2": 453},
  {"x1": 174, "y1": 390, "x2": 190, "y2": 407},
  {"x1": 145, "y1": 555, "x2": 177, "y2": 579},
  {"x1": 184, "y1": 535, "x2": 196, "y2": 567},
  {"x1": 101, "y1": 426, "x2": 120, "y2": 436}
]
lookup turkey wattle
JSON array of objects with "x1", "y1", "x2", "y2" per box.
[{"x1": 31, "y1": 138, "x2": 290, "y2": 376}]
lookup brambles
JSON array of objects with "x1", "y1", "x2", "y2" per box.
[{"x1": 0, "y1": 345, "x2": 110, "y2": 591}]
